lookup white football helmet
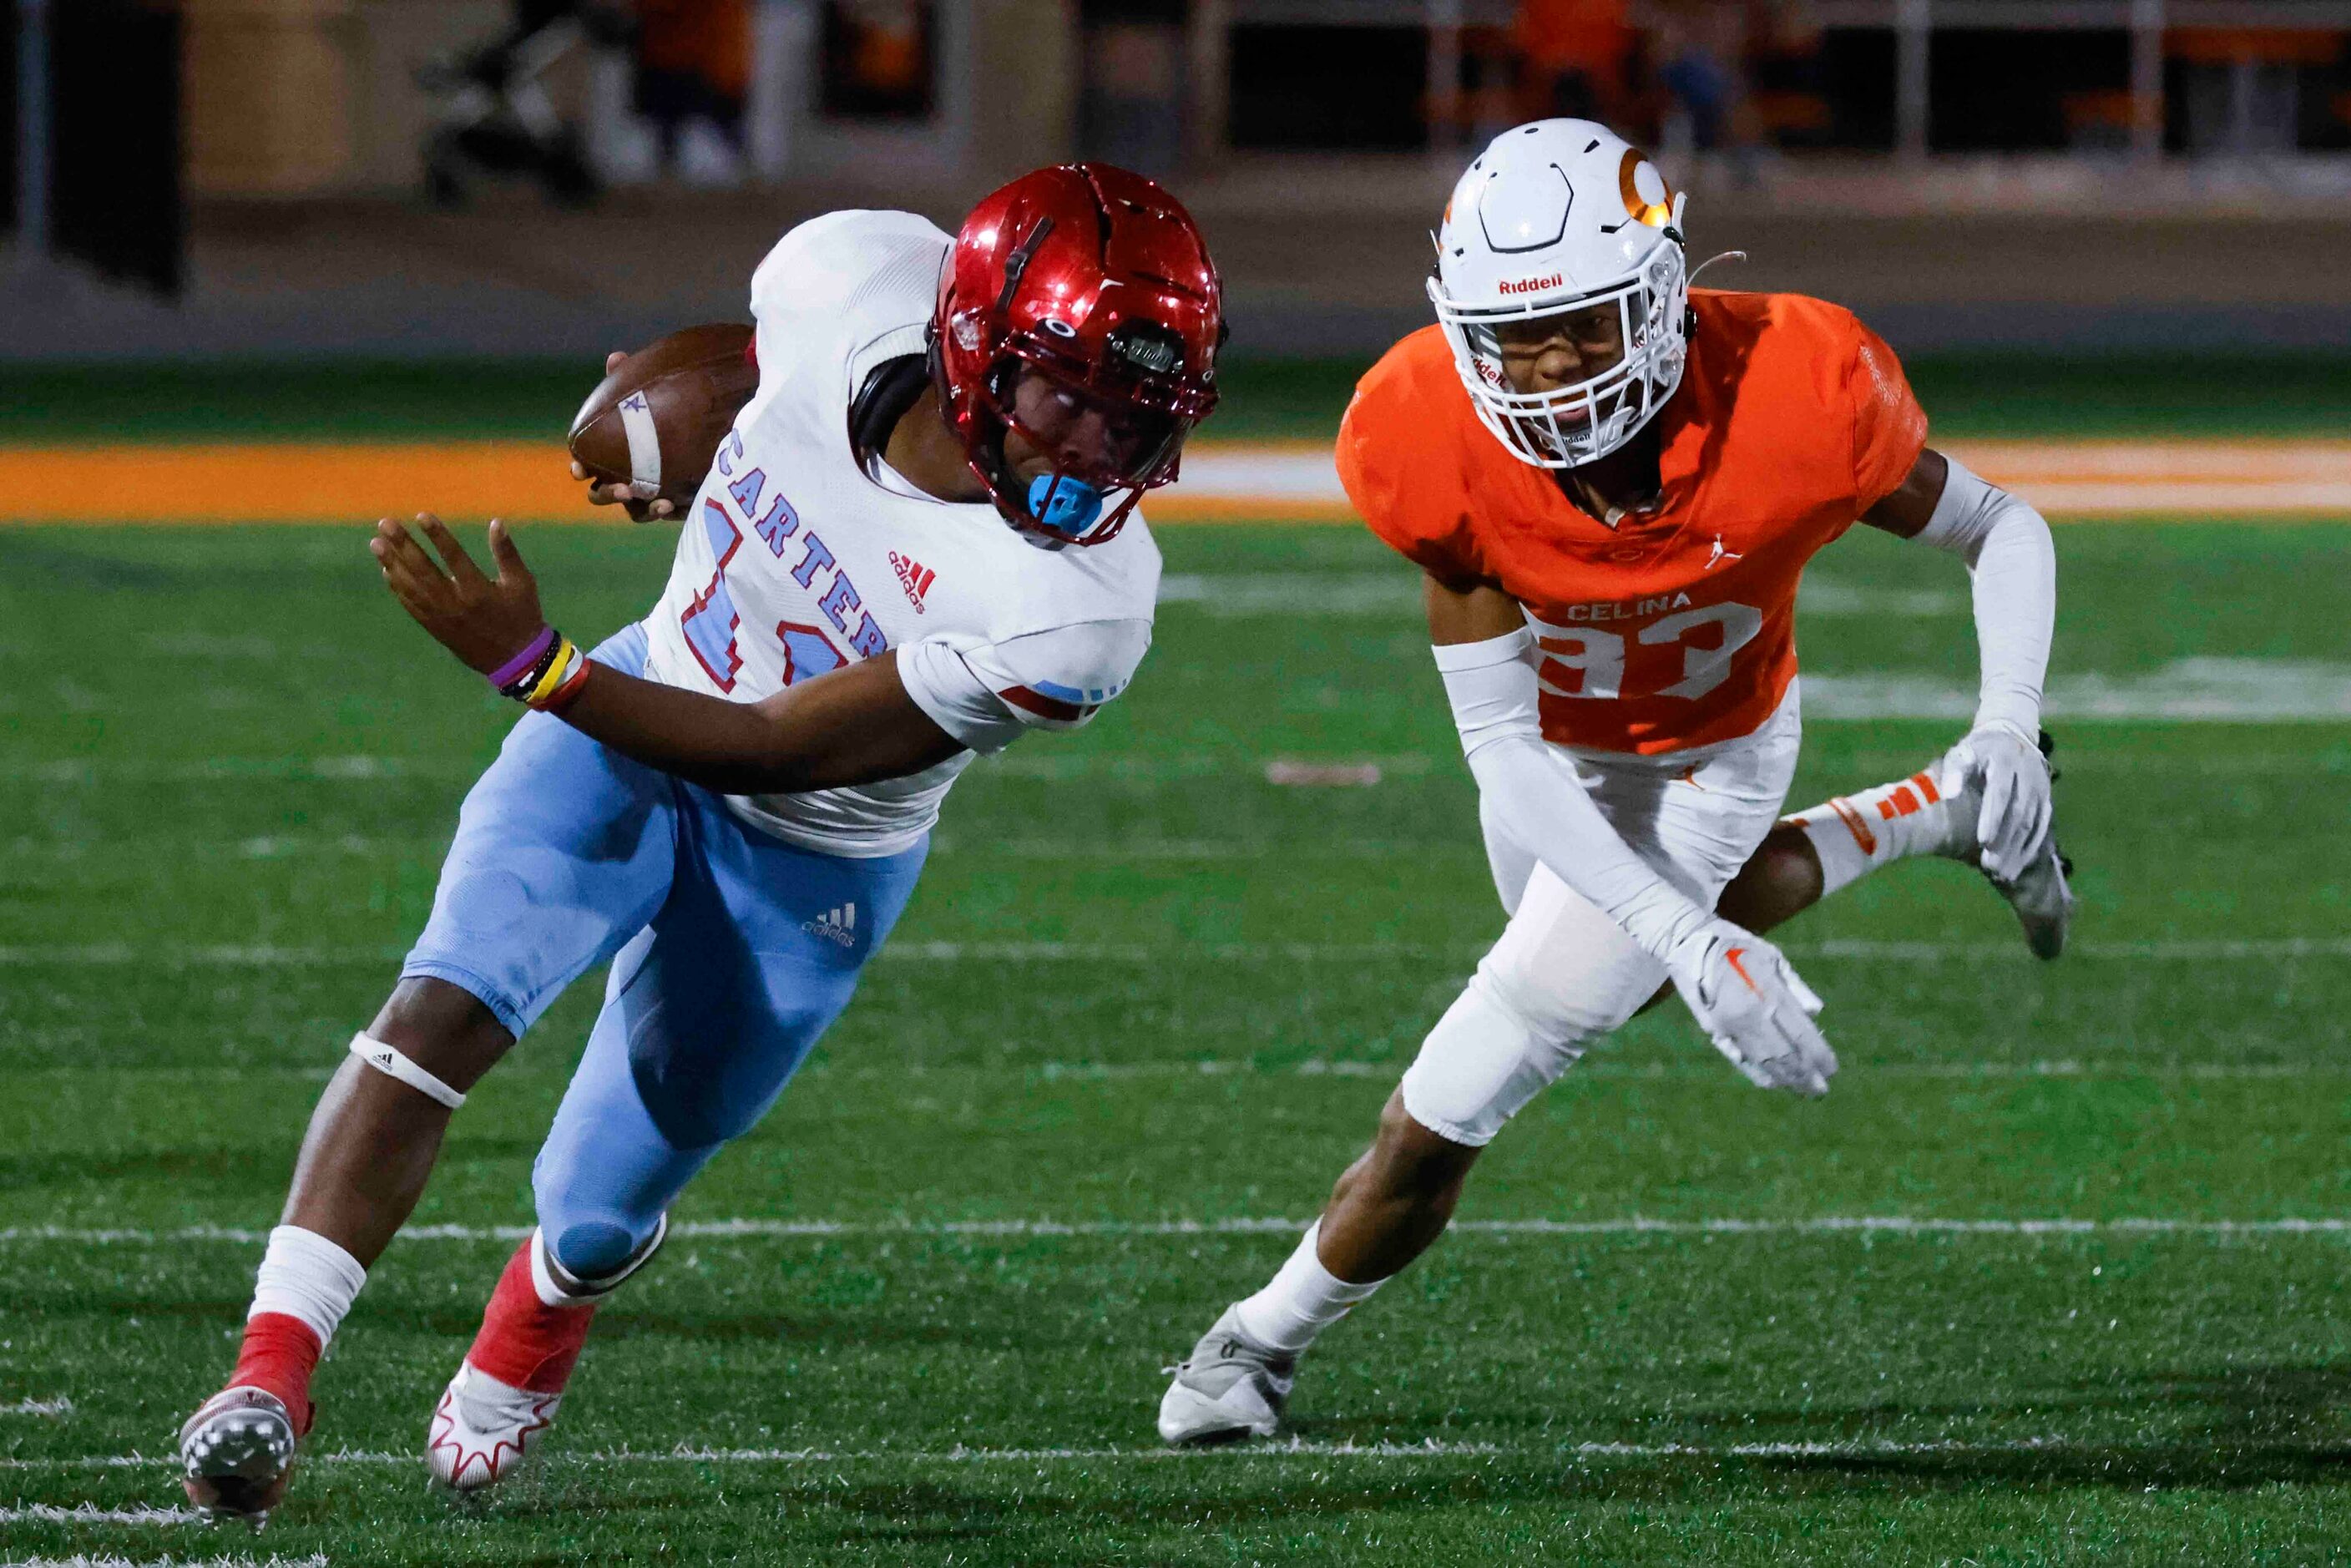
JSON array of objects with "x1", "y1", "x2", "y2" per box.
[{"x1": 1428, "y1": 119, "x2": 1691, "y2": 469}]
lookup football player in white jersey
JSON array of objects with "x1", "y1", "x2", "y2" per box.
[{"x1": 176, "y1": 164, "x2": 1225, "y2": 1520}]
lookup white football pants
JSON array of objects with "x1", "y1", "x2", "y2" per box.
[{"x1": 1401, "y1": 687, "x2": 1803, "y2": 1147}]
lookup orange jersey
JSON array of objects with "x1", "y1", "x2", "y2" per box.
[{"x1": 1338, "y1": 290, "x2": 1928, "y2": 755}]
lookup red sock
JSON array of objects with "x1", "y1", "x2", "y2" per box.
[
  {"x1": 464, "y1": 1238, "x2": 598, "y2": 1394},
  {"x1": 229, "y1": 1313, "x2": 321, "y2": 1436}
]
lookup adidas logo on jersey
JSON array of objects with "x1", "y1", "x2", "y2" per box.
[
  {"x1": 803, "y1": 903, "x2": 858, "y2": 948},
  {"x1": 891, "y1": 552, "x2": 935, "y2": 613}
]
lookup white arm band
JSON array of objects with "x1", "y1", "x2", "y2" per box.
[
  {"x1": 1434, "y1": 632, "x2": 1710, "y2": 963},
  {"x1": 1913, "y1": 455, "x2": 2055, "y2": 736},
  {"x1": 349, "y1": 1031, "x2": 467, "y2": 1110}
]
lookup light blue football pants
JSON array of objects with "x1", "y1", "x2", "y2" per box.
[{"x1": 402, "y1": 623, "x2": 925, "y2": 1280}]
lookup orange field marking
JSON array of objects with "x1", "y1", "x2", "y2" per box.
[
  {"x1": 2, "y1": 438, "x2": 2348, "y2": 525},
  {"x1": 0, "y1": 442, "x2": 584, "y2": 525}
]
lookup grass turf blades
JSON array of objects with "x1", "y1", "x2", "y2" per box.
[{"x1": 1, "y1": 518, "x2": 2348, "y2": 1564}]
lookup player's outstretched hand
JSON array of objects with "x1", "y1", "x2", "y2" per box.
[
  {"x1": 370, "y1": 513, "x2": 548, "y2": 677},
  {"x1": 1666, "y1": 923, "x2": 1837, "y2": 1097},
  {"x1": 572, "y1": 350, "x2": 675, "y2": 522},
  {"x1": 1947, "y1": 721, "x2": 2052, "y2": 883}
]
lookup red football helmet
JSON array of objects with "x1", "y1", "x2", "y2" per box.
[{"x1": 932, "y1": 163, "x2": 1224, "y2": 545}]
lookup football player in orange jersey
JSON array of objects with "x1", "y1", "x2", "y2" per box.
[{"x1": 1158, "y1": 119, "x2": 2072, "y2": 1444}]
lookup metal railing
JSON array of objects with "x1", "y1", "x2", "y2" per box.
[{"x1": 1212, "y1": 0, "x2": 2351, "y2": 161}]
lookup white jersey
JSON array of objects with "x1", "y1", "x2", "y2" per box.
[{"x1": 641, "y1": 209, "x2": 1160, "y2": 857}]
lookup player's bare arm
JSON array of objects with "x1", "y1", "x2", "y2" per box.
[
  {"x1": 1860, "y1": 443, "x2": 1949, "y2": 538},
  {"x1": 371, "y1": 513, "x2": 962, "y2": 794},
  {"x1": 1420, "y1": 569, "x2": 1520, "y2": 643}
]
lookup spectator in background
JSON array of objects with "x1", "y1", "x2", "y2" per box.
[
  {"x1": 1646, "y1": 0, "x2": 1827, "y2": 180},
  {"x1": 420, "y1": 0, "x2": 635, "y2": 207},
  {"x1": 1511, "y1": 0, "x2": 1639, "y2": 129},
  {"x1": 634, "y1": 0, "x2": 753, "y2": 184},
  {"x1": 1648, "y1": 0, "x2": 1757, "y2": 162}
]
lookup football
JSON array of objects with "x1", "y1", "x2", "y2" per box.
[{"x1": 566, "y1": 322, "x2": 760, "y2": 510}]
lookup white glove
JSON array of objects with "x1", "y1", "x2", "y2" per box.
[
  {"x1": 1666, "y1": 922, "x2": 1837, "y2": 1096},
  {"x1": 1948, "y1": 721, "x2": 2051, "y2": 882}
]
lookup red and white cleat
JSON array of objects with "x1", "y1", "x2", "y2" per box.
[
  {"x1": 427, "y1": 1224, "x2": 650, "y2": 1493},
  {"x1": 427, "y1": 1359, "x2": 564, "y2": 1493},
  {"x1": 179, "y1": 1385, "x2": 299, "y2": 1524}
]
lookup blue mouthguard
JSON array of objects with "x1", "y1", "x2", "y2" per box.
[{"x1": 1028, "y1": 473, "x2": 1105, "y2": 539}]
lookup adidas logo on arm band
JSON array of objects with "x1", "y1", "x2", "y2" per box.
[{"x1": 348, "y1": 1032, "x2": 468, "y2": 1110}]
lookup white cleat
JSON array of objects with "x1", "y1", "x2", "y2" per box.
[
  {"x1": 1991, "y1": 824, "x2": 2075, "y2": 961},
  {"x1": 1157, "y1": 1304, "x2": 1297, "y2": 1446},
  {"x1": 1932, "y1": 729, "x2": 2077, "y2": 960},
  {"x1": 427, "y1": 1360, "x2": 561, "y2": 1493},
  {"x1": 179, "y1": 1386, "x2": 297, "y2": 1525}
]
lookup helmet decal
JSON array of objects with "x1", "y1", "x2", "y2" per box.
[
  {"x1": 1616, "y1": 150, "x2": 1675, "y2": 230},
  {"x1": 1477, "y1": 164, "x2": 1573, "y2": 254}
]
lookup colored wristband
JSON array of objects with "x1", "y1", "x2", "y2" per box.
[
  {"x1": 538, "y1": 653, "x2": 594, "y2": 714},
  {"x1": 497, "y1": 628, "x2": 580, "y2": 706},
  {"x1": 520, "y1": 637, "x2": 584, "y2": 707},
  {"x1": 487, "y1": 625, "x2": 557, "y2": 690}
]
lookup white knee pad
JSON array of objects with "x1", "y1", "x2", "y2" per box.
[
  {"x1": 1399, "y1": 975, "x2": 1573, "y2": 1147},
  {"x1": 1398, "y1": 866, "x2": 1669, "y2": 1147}
]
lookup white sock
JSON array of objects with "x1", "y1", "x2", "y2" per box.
[
  {"x1": 1787, "y1": 766, "x2": 1969, "y2": 898},
  {"x1": 248, "y1": 1225, "x2": 368, "y2": 1350},
  {"x1": 1233, "y1": 1222, "x2": 1387, "y2": 1353}
]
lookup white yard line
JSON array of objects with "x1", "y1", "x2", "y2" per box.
[
  {"x1": 5, "y1": 1216, "x2": 2348, "y2": 1248},
  {"x1": 2, "y1": 1399, "x2": 74, "y2": 1419},
  {"x1": 1, "y1": 936, "x2": 2344, "y2": 968},
  {"x1": 10, "y1": 1056, "x2": 2342, "y2": 1088},
  {"x1": 8, "y1": 731, "x2": 2349, "y2": 789},
  {"x1": 4, "y1": 836, "x2": 1431, "y2": 865},
  {"x1": 1154, "y1": 571, "x2": 1964, "y2": 620},
  {"x1": 1031, "y1": 1057, "x2": 2343, "y2": 1083},
  {"x1": 3, "y1": 1558, "x2": 327, "y2": 1568},
  {"x1": 1164, "y1": 443, "x2": 2351, "y2": 516},
  {"x1": 0, "y1": 1503, "x2": 201, "y2": 1526},
  {"x1": 1807, "y1": 659, "x2": 2351, "y2": 722},
  {"x1": 20, "y1": 668, "x2": 2351, "y2": 724},
  {"x1": 0, "y1": 1433, "x2": 2326, "y2": 1478},
  {"x1": 0, "y1": 756, "x2": 450, "y2": 784}
]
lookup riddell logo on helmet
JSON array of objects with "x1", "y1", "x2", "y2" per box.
[{"x1": 1498, "y1": 273, "x2": 1565, "y2": 296}]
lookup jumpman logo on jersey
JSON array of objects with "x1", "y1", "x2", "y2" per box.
[{"x1": 1705, "y1": 534, "x2": 1743, "y2": 571}]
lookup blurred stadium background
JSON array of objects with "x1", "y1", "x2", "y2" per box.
[{"x1": 5, "y1": 3, "x2": 2351, "y2": 1563}]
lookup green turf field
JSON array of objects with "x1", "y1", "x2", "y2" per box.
[{"x1": 3, "y1": 512, "x2": 2349, "y2": 1564}]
